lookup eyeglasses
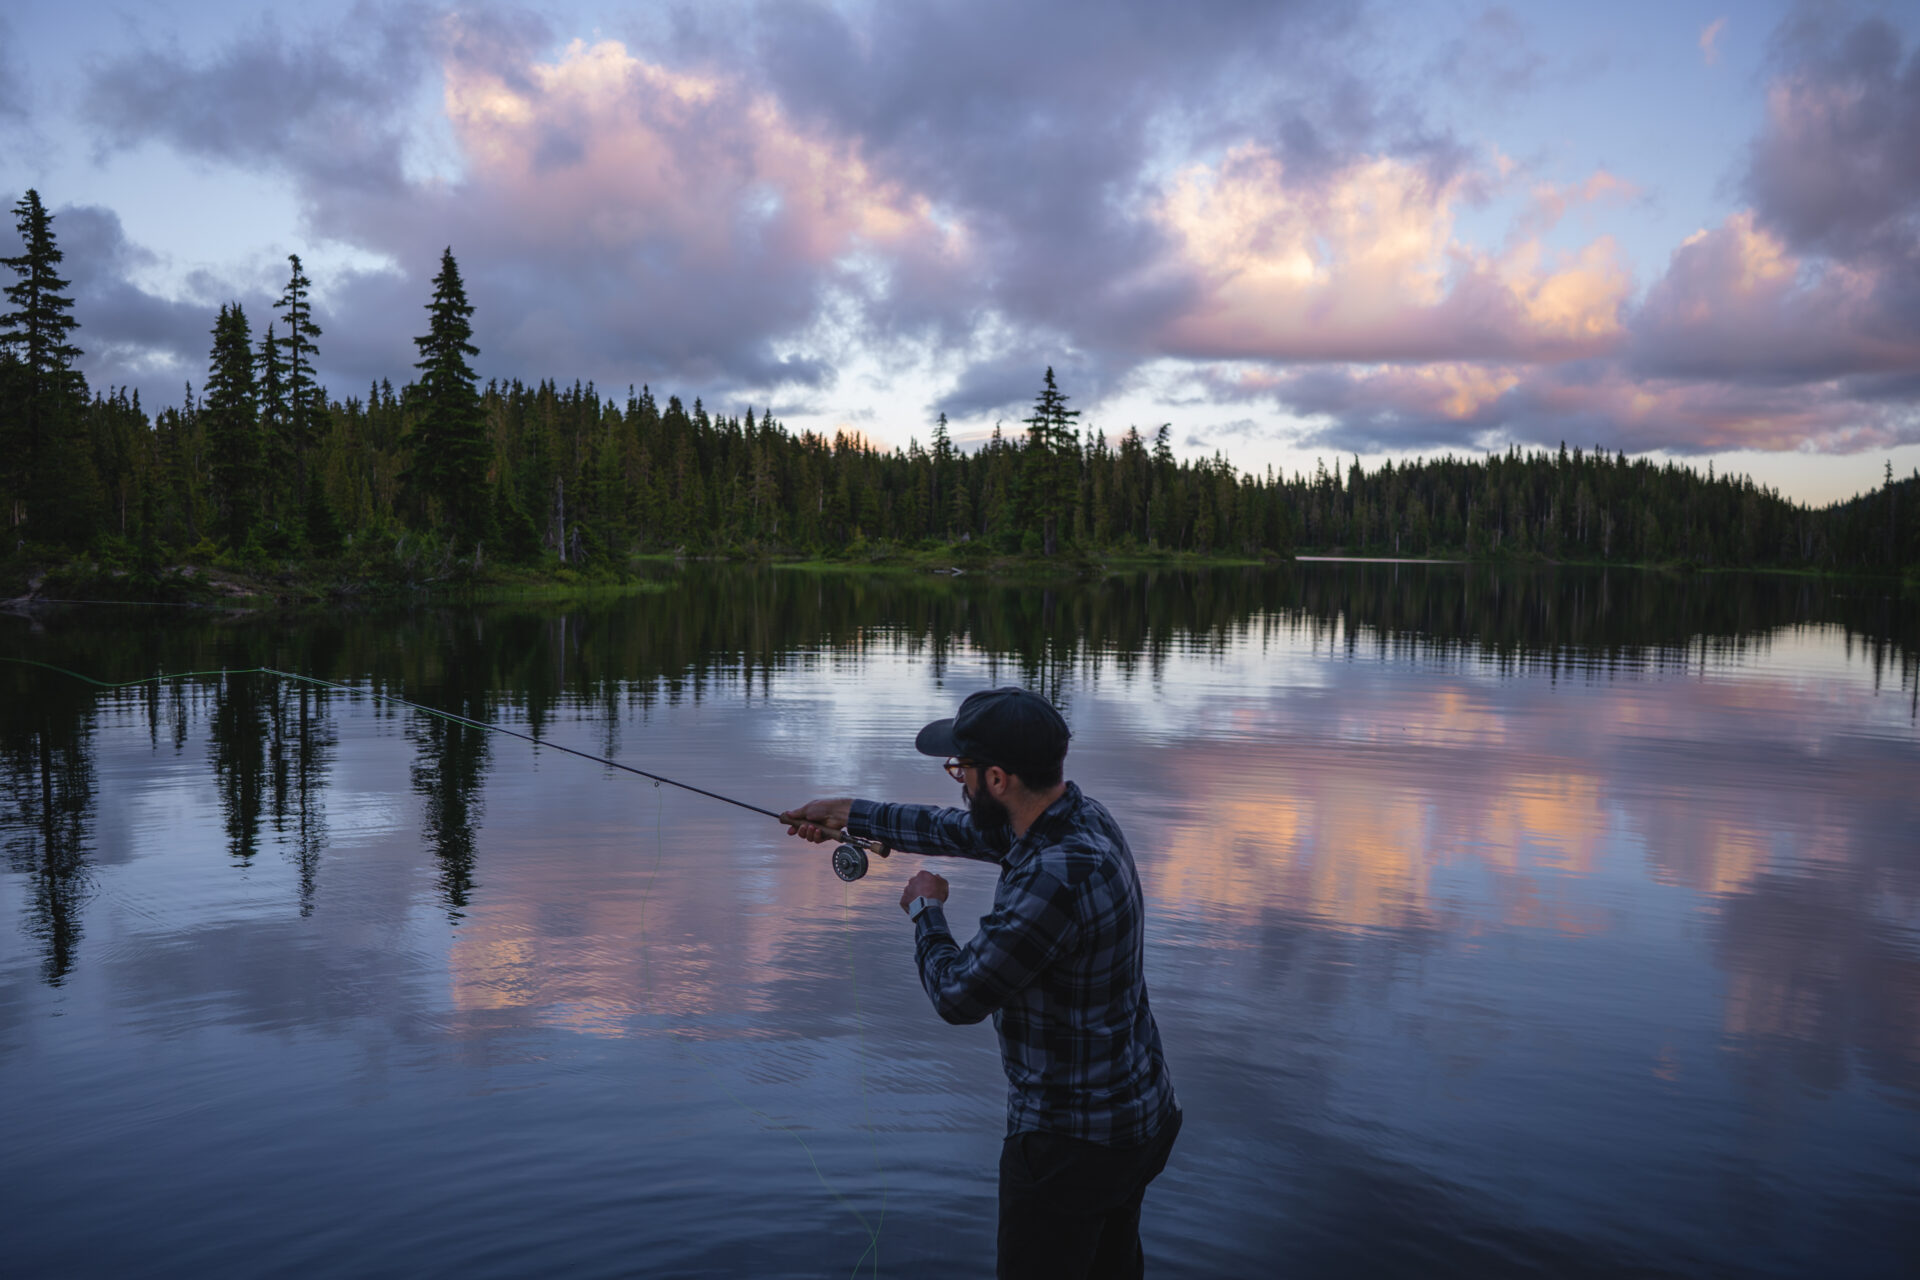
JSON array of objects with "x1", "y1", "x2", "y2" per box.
[{"x1": 943, "y1": 757, "x2": 979, "y2": 781}]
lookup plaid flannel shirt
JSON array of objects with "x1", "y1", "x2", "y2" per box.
[{"x1": 848, "y1": 782, "x2": 1178, "y2": 1146}]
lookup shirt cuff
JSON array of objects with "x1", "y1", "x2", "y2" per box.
[{"x1": 846, "y1": 798, "x2": 880, "y2": 840}]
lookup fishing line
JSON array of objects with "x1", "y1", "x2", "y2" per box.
[
  {"x1": 8, "y1": 653, "x2": 891, "y2": 1273},
  {"x1": 636, "y1": 777, "x2": 887, "y2": 1277},
  {"x1": 845, "y1": 877, "x2": 889, "y2": 1276},
  {"x1": 2, "y1": 657, "x2": 788, "y2": 819},
  {"x1": 0, "y1": 656, "x2": 887, "y2": 875}
]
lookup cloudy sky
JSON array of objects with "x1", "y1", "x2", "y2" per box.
[{"x1": 5, "y1": 0, "x2": 1919, "y2": 502}]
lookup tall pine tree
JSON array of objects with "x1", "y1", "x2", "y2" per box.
[
  {"x1": 203, "y1": 303, "x2": 260, "y2": 547},
  {"x1": 1023, "y1": 367, "x2": 1080, "y2": 555},
  {"x1": 930, "y1": 410, "x2": 953, "y2": 537},
  {"x1": 255, "y1": 321, "x2": 289, "y2": 522},
  {"x1": 1, "y1": 189, "x2": 93, "y2": 542},
  {"x1": 274, "y1": 255, "x2": 321, "y2": 502},
  {"x1": 404, "y1": 248, "x2": 488, "y2": 543}
]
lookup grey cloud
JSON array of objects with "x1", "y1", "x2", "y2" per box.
[
  {"x1": 934, "y1": 354, "x2": 1064, "y2": 423},
  {"x1": 1259, "y1": 358, "x2": 1920, "y2": 457},
  {"x1": 1842, "y1": 369, "x2": 1920, "y2": 403},
  {"x1": 1627, "y1": 217, "x2": 1919, "y2": 383},
  {"x1": 741, "y1": 0, "x2": 1353, "y2": 158},
  {"x1": 726, "y1": 0, "x2": 1426, "y2": 359},
  {"x1": 295, "y1": 265, "x2": 419, "y2": 394},
  {"x1": 1182, "y1": 417, "x2": 1261, "y2": 451},
  {"x1": 303, "y1": 243, "x2": 838, "y2": 404},
  {"x1": 1276, "y1": 367, "x2": 1507, "y2": 453},
  {"x1": 53, "y1": 203, "x2": 159, "y2": 280},
  {"x1": 72, "y1": 3, "x2": 839, "y2": 399},
  {"x1": 43, "y1": 205, "x2": 402, "y2": 405},
  {"x1": 1619, "y1": 8, "x2": 1920, "y2": 391},
  {"x1": 438, "y1": 2, "x2": 552, "y2": 91},
  {"x1": 0, "y1": 14, "x2": 26, "y2": 120},
  {"x1": 762, "y1": 397, "x2": 827, "y2": 420},
  {"x1": 290, "y1": 14, "x2": 874, "y2": 395},
  {"x1": 930, "y1": 345, "x2": 1139, "y2": 426},
  {"x1": 52, "y1": 203, "x2": 257, "y2": 391},
  {"x1": 1429, "y1": 8, "x2": 1546, "y2": 104},
  {"x1": 81, "y1": 2, "x2": 431, "y2": 190},
  {"x1": 290, "y1": 255, "x2": 807, "y2": 411},
  {"x1": 763, "y1": 355, "x2": 836, "y2": 389},
  {"x1": 708, "y1": 1, "x2": 1446, "y2": 395},
  {"x1": 1747, "y1": 8, "x2": 1920, "y2": 256}
]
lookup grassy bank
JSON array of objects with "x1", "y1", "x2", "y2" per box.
[
  {"x1": 6, "y1": 536, "x2": 1913, "y2": 611},
  {"x1": 1, "y1": 527, "x2": 1298, "y2": 607}
]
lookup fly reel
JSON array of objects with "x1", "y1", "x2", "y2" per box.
[
  {"x1": 832, "y1": 842, "x2": 869, "y2": 882},
  {"x1": 829, "y1": 834, "x2": 888, "y2": 882}
]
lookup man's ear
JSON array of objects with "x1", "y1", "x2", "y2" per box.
[{"x1": 986, "y1": 765, "x2": 1012, "y2": 796}]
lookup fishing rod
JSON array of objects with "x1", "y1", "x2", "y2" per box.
[{"x1": 1, "y1": 656, "x2": 892, "y2": 882}]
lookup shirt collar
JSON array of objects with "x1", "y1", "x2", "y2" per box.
[{"x1": 1005, "y1": 781, "x2": 1082, "y2": 863}]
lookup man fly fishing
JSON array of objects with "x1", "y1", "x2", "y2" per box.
[{"x1": 782, "y1": 687, "x2": 1181, "y2": 1280}]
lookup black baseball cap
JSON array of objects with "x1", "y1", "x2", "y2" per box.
[{"x1": 915, "y1": 687, "x2": 1071, "y2": 777}]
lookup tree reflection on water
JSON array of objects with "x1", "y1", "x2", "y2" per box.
[
  {"x1": 0, "y1": 673, "x2": 95, "y2": 986},
  {"x1": 1, "y1": 562, "x2": 1915, "y2": 1024}
]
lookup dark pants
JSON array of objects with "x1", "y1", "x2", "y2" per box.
[{"x1": 996, "y1": 1109, "x2": 1182, "y2": 1280}]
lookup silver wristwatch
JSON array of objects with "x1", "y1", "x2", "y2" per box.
[{"x1": 907, "y1": 896, "x2": 938, "y2": 922}]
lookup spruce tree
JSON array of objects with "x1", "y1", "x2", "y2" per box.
[
  {"x1": 255, "y1": 321, "x2": 289, "y2": 520},
  {"x1": 1, "y1": 189, "x2": 93, "y2": 541},
  {"x1": 1023, "y1": 367, "x2": 1080, "y2": 555},
  {"x1": 1147, "y1": 424, "x2": 1174, "y2": 548},
  {"x1": 405, "y1": 247, "x2": 488, "y2": 542},
  {"x1": 931, "y1": 411, "x2": 952, "y2": 537},
  {"x1": 203, "y1": 303, "x2": 260, "y2": 547},
  {"x1": 274, "y1": 255, "x2": 321, "y2": 496}
]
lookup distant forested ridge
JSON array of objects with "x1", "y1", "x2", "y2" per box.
[
  {"x1": 1282, "y1": 449, "x2": 1918, "y2": 572},
  {"x1": 2, "y1": 189, "x2": 1917, "y2": 584}
]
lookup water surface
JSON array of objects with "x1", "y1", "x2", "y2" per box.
[{"x1": 2, "y1": 565, "x2": 1916, "y2": 1277}]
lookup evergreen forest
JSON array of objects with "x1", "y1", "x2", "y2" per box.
[{"x1": 3, "y1": 189, "x2": 1917, "y2": 593}]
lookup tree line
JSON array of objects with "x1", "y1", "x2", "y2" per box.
[
  {"x1": 3, "y1": 188, "x2": 1916, "y2": 578},
  {"x1": 1280, "y1": 448, "x2": 1918, "y2": 573}
]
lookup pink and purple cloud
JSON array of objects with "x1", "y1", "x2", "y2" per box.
[{"x1": 25, "y1": 1, "x2": 1920, "y2": 464}]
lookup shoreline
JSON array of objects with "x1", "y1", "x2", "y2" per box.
[{"x1": 3, "y1": 548, "x2": 1913, "y2": 611}]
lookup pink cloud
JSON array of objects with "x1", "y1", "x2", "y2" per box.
[
  {"x1": 440, "y1": 37, "x2": 959, "y2": 269},
  {"x1": 1150, "y1": 146, "x2": 1633, "y2": 363},
  {"x1": 1700, "y1": 18, "x2": 1728, "y2": 68},
  {"x1": 1515, "y1": 169, "x2": 1639, "y2": 239},
  {"x1": 295, "y1": 27, "x2": 976, "y2": 389},
  {"x1": 1247, "y1": 357, "x2": 1914, "y2": 454},
  {"x1": 1631, "y1": 211, "x2": 1920, "y2": 381},
  {"x1": 62, "y1": 2, "x2": 1920, "y2": 459}
]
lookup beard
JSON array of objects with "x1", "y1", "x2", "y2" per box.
[{"x1": 966, "y1": 780, "x2": 1012, "y2": 832}]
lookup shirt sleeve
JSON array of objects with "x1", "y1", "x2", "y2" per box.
[
  {"x1": 847, "y1": 800, "x2": 1006, "y2": 864},
  {"x1": 911, "y1": 862, "x2": 1081, "y2": 1026}
]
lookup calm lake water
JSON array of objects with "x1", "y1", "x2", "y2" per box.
[{"x1": 2, "y1": 564, "x2": 1916, "y2": 1278}]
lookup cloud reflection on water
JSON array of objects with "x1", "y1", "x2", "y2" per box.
[{"x1": 403, "y1": 605, "x2": 1920, "y2": 1134}]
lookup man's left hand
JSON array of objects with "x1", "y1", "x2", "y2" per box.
[{"x1": 900, "y1": 870, "x2": 950, "y2": 914}]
